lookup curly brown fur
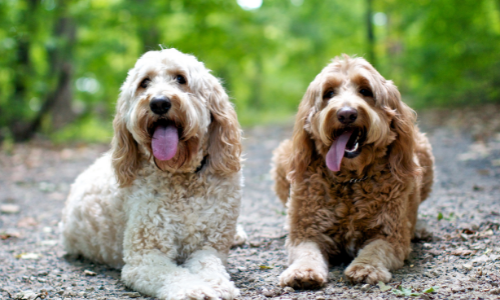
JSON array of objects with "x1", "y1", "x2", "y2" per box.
[{"x1": 272, "y1": 55, "x2": 434, "y2": 288}]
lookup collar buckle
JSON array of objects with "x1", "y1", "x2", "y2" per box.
[{"x1": 348, "y1": 176, "x2": 368, "y2": 184}]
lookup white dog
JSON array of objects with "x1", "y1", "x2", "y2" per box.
[{"x1": 60, "y1": 49, "x2": 243, "y2": 300}]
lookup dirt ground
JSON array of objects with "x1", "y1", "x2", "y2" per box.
[{"x1": 1, "y1": 106, "x2": 500, "y2": 300}]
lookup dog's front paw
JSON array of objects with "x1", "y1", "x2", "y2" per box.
[
  {"x1": 279, "y1": 263, "x2": 327, "y2": 289},
  {"x1": 208, "y1": 279, "x2": 239, "y2": 300},
  {"x1": 344, "y1": 262, "x2": 391, "y2": 284},
  {"x1": 160, "y1": 282, "x2": 219, "y2": 300}
]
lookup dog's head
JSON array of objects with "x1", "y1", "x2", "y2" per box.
[
  {"x1": 289, "y1": 55, "x2": 419, "y2": 182},
  {"x1": 111, "y1": 49, "x2": 241, "y2": 187}
]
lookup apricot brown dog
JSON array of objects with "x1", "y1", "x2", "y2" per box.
[{"x1": 272, "y1": 55, "x2": 434, "y2": 288}]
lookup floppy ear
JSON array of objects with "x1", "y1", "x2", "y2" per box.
[
  {"x1": 287, "y1": 83, "x2": 318, "y2": 183},
  {"x1": 111, "y1": 97, "x2": 140, "y2": 187},
  {"x1": 206, "y1": 77, "x2": 242, "y2": 176},
  {"x1": 385, "y1": 81, "x2": 421, "y2": 181}
]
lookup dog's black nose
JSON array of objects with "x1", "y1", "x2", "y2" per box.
[
  {"x1": 150, "y1": 96, "x2": 172, "y2": 115},
  {"x1": 337, "y1": 107, "x2": 358, "y2": 124}
]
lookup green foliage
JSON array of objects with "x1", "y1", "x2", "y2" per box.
[
  {"x1": 380, "y1": 0, "x2": 500, "y2": 108},
  {"x1": 437, "y1": 212, "x2": 456, "y2": 221},
  {"x1": 378, "y1": 282, "x2": 439, "y2": 297},
  {"x1": 377, "y1": 281, "x2": 392, "y2": 292},
  {"x1": 51, "y1": 117, "x2": 112, "y2": 144},
  {"x1": 392, "y1": 285, "x2": 421, "y2": 297},
  {"x1": 1, "y1": 0, "x2": 500, "y2": 142}
]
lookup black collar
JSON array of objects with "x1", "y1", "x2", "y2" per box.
[
  {"x1": 195, "y1": 155, "x2": 208, "y2": 173},
  {"x1": 153, "y1": 155, "x2": 208, "y2": 174}
]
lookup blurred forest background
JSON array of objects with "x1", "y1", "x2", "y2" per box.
[{"x1": 1, "y1": 0, "x2": 500, "y2": 143}]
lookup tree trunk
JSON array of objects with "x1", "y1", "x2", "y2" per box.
[
  {"x1": 366, "y1": 0, "x2": 376, "y2": 67},
  {"x1": 9, "y1": 0, "x2": 37, "y2": 140},
  {"x1": 13, "y1": 8, "x2": 76, "y2": 140},
  {"x1": 48, "y1": 16, "x2": 77, "y2": 130}
]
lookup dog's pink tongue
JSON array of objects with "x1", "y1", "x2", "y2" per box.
[
  {"x1": 326, "y1": 131, "x2": 353, "y2": 172},
  {"x1": 152, "y1": 124, "x2": 178, "y2": 161}
]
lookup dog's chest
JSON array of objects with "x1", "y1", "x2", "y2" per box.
[
  {"x1": 324, "y1": 179, "x2": 405, "y2": 253},
  {"x1": 124, "y1": 171, "x2": 241, "y2": 260}
]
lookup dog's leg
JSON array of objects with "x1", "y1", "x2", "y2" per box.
[
  {"x1": 121, "y1": 250, "x2": 219, "y2": 300},
  {"x1": 185, "y1": 248, "x2": 239, "y2": 300},
  {"x1": 279, "y1": 241, "x2": 328, "y2": 289},
  {"x1": 344, "y1": 239, "x2": 405, "y2": 284},
  {"x1": 271, "y1": 139, "x2": 292, "y2": 205}
]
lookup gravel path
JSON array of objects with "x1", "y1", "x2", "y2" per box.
[{"x1": 1, "y1": 106, "x2": 500, "y2": 300}]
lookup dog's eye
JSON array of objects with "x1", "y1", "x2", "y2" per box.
[
  {"x1": 176, "y1": 75, "x2": 186, "y2": 84},
  {"x1": 323, "y1": 90, "x2": 335, "y2": 99},
  {"x1": 359, "y1": 88, "x2": 373, "y2": 97},
  {"x1": 139, "y1": 78, "x2": 151, "y2": 89}
]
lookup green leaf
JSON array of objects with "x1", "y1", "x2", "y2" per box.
[
  {"x1": 392, "y1": 286, "x2": 421, "y2": 297},
  {"x1": 378, "y1": 281, "x2": 392, "y2": 292},
  {"x1": 437, "y1": 212, "x2": 443, "y2": 221},
  {"x1": 444, "y1": 212, "x2": 456, "y2": 221},
  {"x1": 423, "y1": 286, "x2": 439, "y2": 293}
]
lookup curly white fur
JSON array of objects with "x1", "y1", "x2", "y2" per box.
[{"x1": 60, "y1": 49, "x2": 243, "y2": 300}]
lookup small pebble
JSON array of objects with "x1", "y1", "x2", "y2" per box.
[
  {"x1": 250, "y1": 241, "x2": 262, "y2": 247},
  {"x1": 463, "y1": 263, "x2": 473, "y2": 271},
  {"x1": 283, "y1": 287, "x2": 295, "y2": 293},
  {"x1": 361, "y1": 284, "x2": 370, "y2": 291},
  {"x1": 83, "y1": 270, "x2": 96, "y2": 276},
  {"x1": 123, "y1": 292, "x2": 141, "y2": 298},
  {"x1": 14, "y1": 290, "x2": 38, "y2": 300},
  {"x1": 325, "y1": 287, "x2": 342, "y2": 294},
  {"x1": 451, "y1": 285, "x2": 465, "y2": 292},
  {"x1": 491, "y1": 288, "x2": 500, "y2": 295},
  {"x1": 261, "y1": 287, "x2": 280, "y2": 297}
]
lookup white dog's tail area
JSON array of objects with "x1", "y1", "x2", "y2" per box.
[{"x1": 231, "y1": 224, "x2": 248, "y2": 247}]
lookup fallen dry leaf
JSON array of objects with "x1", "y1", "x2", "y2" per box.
[
  {"x1": 39, "y1": 239, "x2": 58, "y2": 246},
  {"x1": 460, "y1": 228, "x2": 476, "y2": 235},
  {"x1": 15, "y1": 253, "x2": 41, "y2": 260},
  {"x1": 0, "y1": 231, "x2": 20, "y2": 240},
  {"x1": 259, "y1": 265, "x2": 273, "y2": 270},
  {"x1": 479, "y1": 229, "x2": 494, "y2": 237},
  {"x1": 451, "y1": 249, "x2": 475, "y2": 256},
  {"x1": 0, "y1": 204, "x2": 20, "y2": 214},
  {"x1": 17, "y1": 217, "x2": 38, "y2": 228}
]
